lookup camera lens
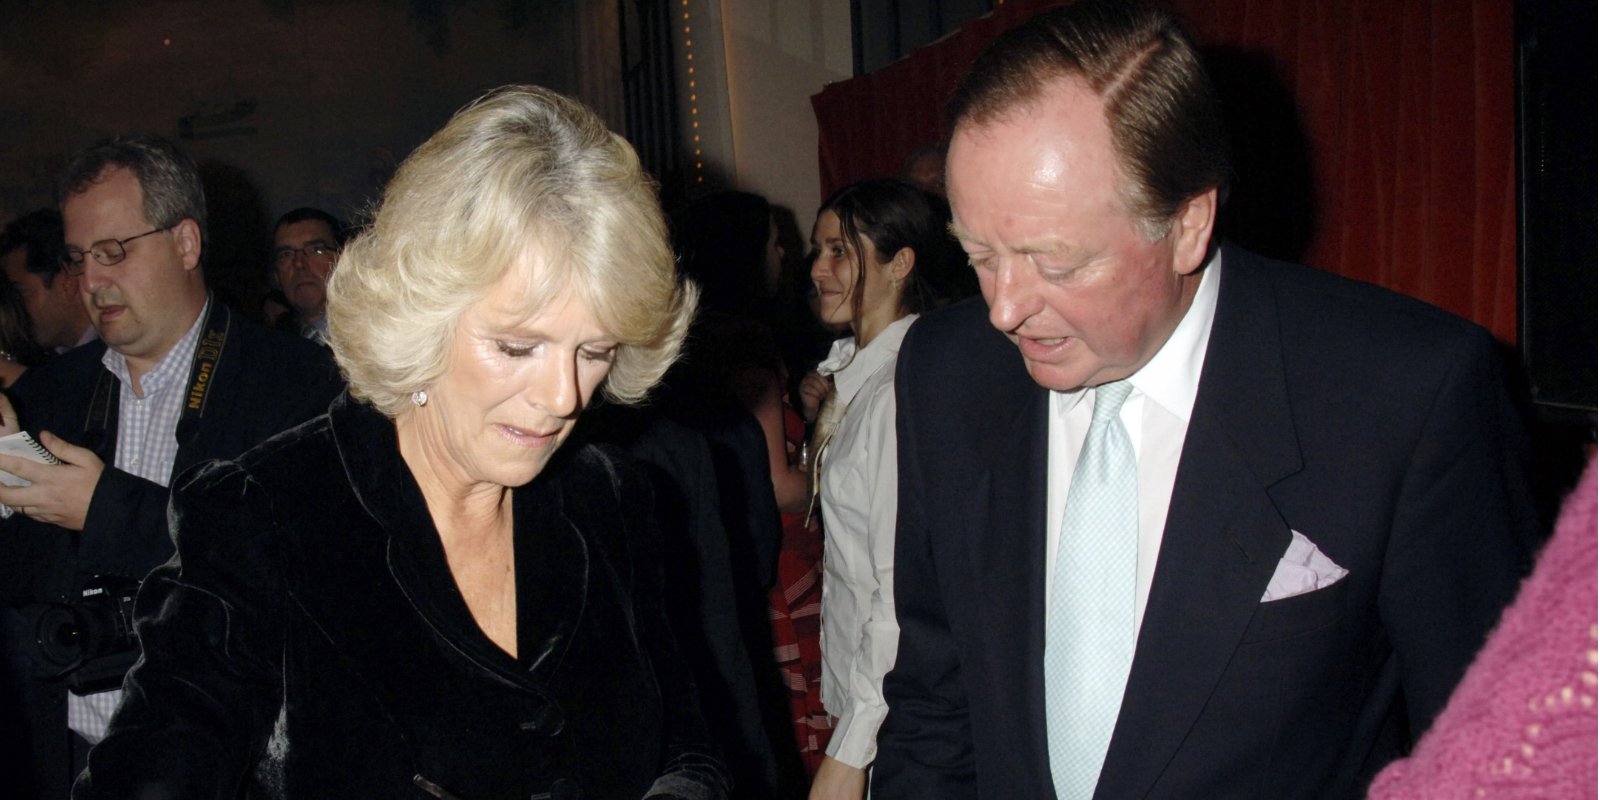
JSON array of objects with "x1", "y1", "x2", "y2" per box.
[{"x1": 33, "y1": 606, "x2": 83, "y2": 668}]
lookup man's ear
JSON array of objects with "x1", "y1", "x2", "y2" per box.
[
  {"x1": 1170, "y1": 187, "x2": 1218, "y2": 276},
  {"x1": 172, "y1": 218, "x2": 202, "y2": 272}
]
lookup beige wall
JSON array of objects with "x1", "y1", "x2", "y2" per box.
[
  {"x1": 0, "y1": 0, "x2": 590, "y2": 308},
  {"x1": 716, "y1": 0, "x2": 852, "y2": 238}
]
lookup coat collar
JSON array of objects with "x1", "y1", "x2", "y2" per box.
[
  {"x1": 984, "y1": 385, "x2": 1055, "y2": 777},
  {"x1": 818, "y1": 314, "x2": 919, "y2": 406},
  {"x1": 326, "y1": 393, "x2": 588, "y2": 687}
]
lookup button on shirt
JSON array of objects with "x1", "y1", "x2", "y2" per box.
[
  {"x1": 1045, "y1": 254, "x2": 1220, "y2": 633},
  {"x1": 817, "y1": 313, "x2": 916, "y2": 769},
  {"x1": 68, "y1": 304, "x2": 208, "y2": 744}
]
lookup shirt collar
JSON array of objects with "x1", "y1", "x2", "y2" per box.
[
  {"x1": 101, "y1": 298, "x2": 211, "y2": 396},
  {"x1": 818, "y1": 314, "x2": 918, "y2": 406},
  {"x1": 303, "y1": 315, "x2": 330, "y2": 345},
  {"x1": 1129, "y1": 248, "x2": 1221, "y2": 423},
  {"x1": 1051, "y1": 248, "x2": 1222, "y2": 422},
  {"x1": 53, "y1": 324, "x2": 100, "y2": 354}
]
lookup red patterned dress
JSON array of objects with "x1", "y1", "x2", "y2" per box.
[{"x1": 768, "y1": 404, "x2": 833, "y2": 775}]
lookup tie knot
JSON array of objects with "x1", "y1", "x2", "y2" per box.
[{"x1": 1091, "y1": 380, "x2": 1133, "y2": 423}]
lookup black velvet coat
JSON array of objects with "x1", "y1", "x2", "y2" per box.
[
  {"x1": 0, "y1": 302, "x2": 342, "y2": 799},
  {"x1": 74, "y1": 395, "x2": 729, "y2": 800}
]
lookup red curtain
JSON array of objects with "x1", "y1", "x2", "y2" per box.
[{"x1": 812, "y1": 0, "x2": 1518, "y2": 342}]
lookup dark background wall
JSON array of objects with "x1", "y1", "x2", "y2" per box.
[{"x1": 0, "y1": 0, "x2": 582, "y2": 307}]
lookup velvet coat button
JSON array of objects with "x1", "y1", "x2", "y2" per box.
[{"x1": 520, "y1": 702, "x2": 566, "y2": 736}]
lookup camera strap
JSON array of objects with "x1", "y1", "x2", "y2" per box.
[{"x1": 81, "y1": 298, "x2": 232, "y2": 453}]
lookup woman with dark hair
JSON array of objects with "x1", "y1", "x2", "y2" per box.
[
  {"x1": 668, "y1": 191, "x2": 807, "y2": 515},
  {"x1": 799, "y1": 178, "x2": 944, "y2": 799},
  {"x1": 659, "y1": 190, "x2": 817, "y2": 795},
  {"x1": 672, "y1": 191, "x2": 784, "y2": 321}
]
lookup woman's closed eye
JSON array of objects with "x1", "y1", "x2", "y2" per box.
[
  {"x1": 580, "y1": 345, "x2": 617, "y2": 365},
  {"x1": 495, "y1": 340, "x2": 615, "y2": 364},
  {"x1": 496, "y1": 340, "x2": 535, "y2": 358}
]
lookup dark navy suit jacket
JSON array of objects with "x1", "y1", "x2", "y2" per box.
[{"x1": 873, "y1": 245, "x2": 1536, "y2": 799}]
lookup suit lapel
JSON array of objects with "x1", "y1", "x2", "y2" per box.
[
  {"x1": 972, "y1": 363, "x2": 1055, "y2": 779},
  {"x1": 1098, "y1": 248, "x2": 1304, "y2": 798}
]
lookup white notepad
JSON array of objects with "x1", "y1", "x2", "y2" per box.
[{"x1": 0, "y1": 431, "x2": 61, "y2": 487}]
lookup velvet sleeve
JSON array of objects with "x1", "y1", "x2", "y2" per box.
[
  {"x1": 73, "y1": 460, "x2": 286, "y2": 799},
  {"x1": 608, "y1": 453, "x2": 732, "y2": 800},
  {"x1": 871, "y1": 328, "x2": 978, "y2": 798}
]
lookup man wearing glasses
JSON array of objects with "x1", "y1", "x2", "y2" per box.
[
  {"x1": 271, "y1": 207, "x2": 346, "y2": 345},
  {"x1": 0, "y1": 134, "x2": 342, "y2": 798}
]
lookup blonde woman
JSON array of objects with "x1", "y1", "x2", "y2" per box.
[{"x1": 76, "y1": 86, "x2": 728, "y2": 800}]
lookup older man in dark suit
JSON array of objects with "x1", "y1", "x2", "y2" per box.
[{"x1": 872, "y1": 2, "x2": 1536, "y2": 798}]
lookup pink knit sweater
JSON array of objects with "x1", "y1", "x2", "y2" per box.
[{"x1": 1369, "y1": 456, "x2": 1598, "y2": 799}]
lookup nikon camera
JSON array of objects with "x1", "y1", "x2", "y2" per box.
[{"x1": 30, "y1": 575, "x2": 143, "y2": 695}]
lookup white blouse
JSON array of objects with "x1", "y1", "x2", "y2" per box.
[{"x1": 817, "y1": 313, "x2": 917, "y2": 769}]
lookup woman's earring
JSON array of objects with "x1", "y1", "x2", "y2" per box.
[{"x1": 411, "y1": 390, "x2": 428, "y2": 407}]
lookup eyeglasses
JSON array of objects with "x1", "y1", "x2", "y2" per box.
[
  {"x1": 60, "y1": 226, "x2": 173, "y2": 276},
  {"x1": 273, "y1": 243, "x2": 339, "y2": 267}
]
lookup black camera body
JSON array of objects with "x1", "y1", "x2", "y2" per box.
[{"x1": 31, "y1": 575, "x2": 143, "y2": 695}]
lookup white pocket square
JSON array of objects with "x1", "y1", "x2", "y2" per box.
[{"x1": 1260, "y1": 530, "x2": 1349, "y2": 602}]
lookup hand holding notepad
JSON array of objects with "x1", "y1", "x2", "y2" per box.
[{"x1": 0, "y1": 429, "x2": 104, "y2": 531}]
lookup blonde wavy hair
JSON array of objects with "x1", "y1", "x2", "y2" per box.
[{"x1": 326, "y1": 85, "x2": 696, "y2": 417}]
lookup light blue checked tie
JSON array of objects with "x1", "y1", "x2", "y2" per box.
[{"x1": 1044, "y1": 380, "x2": 1137, "y2": 800}]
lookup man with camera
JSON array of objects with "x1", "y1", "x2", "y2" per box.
[{"x1": 0, "y1": 135, "x2": 342, "y2": 798}]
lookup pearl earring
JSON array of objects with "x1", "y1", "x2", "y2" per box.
[{"x1": 411, "y1": 390, "x2": 428, "y2": 407}]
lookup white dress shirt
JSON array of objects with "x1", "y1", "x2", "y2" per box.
[
  {"x1": 1044, "y1": 253, "x2": 1221, "y2": 634},
  {"x1": 817, "y1": 313, "x2": 917, "y2": 769},
  {"x1": 302, "y1": 315, "x2": 330, "y2": 347},
  {"x1": 68, "y1": 303, "x2": 208, "y2": 744}
]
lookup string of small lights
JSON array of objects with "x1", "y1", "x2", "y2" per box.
[{"x1": 681, "y1": 0, "x2": 704, "y2": 184}]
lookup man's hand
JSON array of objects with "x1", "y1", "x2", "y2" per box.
[
  {"x1": 0, "y1": 431, "x2": 103, "y2": 531},
  {"x1": 808, "y1": 756, "x2": 867, "y2": 800}
]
